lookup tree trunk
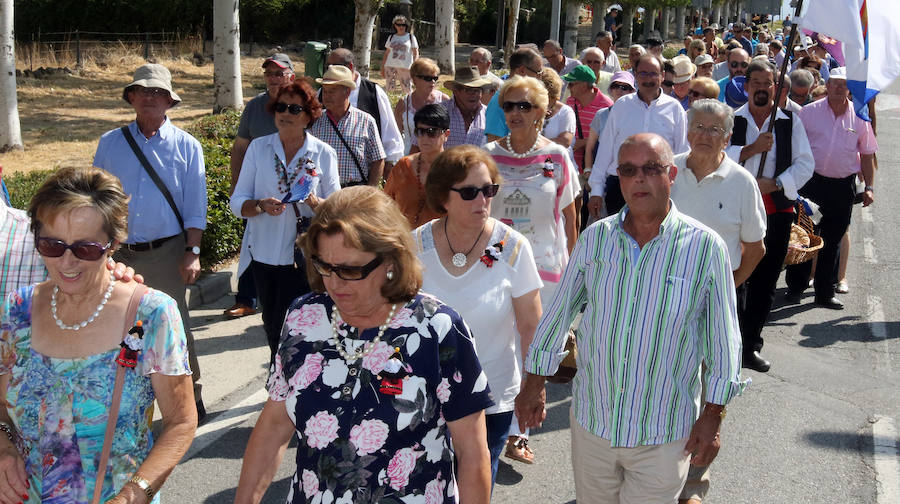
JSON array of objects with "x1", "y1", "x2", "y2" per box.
[
  {"x1": 714, "y1": 4, "x2": 723, "y2": 27},
  {"x1": 643, "y1": 8, "x2": 656, "y2": 41},
  {"x1": 660, "y1": 7, "x2": 671, "y2": 41},
  {"x1": 353, "y1": 0, "x2": 383, "y2": 79},
  {"x1": 213, "y1": 0, "x2": 242, "y2": 114},
  {"x1": 591, "y1": 1, "x2": 608, "y2": 39},
  {"x1": 675, "y1": 6, "x2": 685, "y2": 39},
  {"x1": 620, "y1": 3, "x2": 634, "y2": 48},
  {"x1": 0, "y1": 0, "x2": 21, "y2": 151},
  {"x1": 563, "y1": 1, "x2": 580, "y2": 57},
  {"x1": 551, "y1": 0, "x2": 562, "y2": 41},
  {"x1": 504, "y1": 0, "x2": 521, "y2": 67},
  {"x1": 435, "y1": 0, "x2": 455, "y2": 74}
]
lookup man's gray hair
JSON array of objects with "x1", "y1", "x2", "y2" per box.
[
  {"x1": 687, "y1": 99, "x2": 735, "y2": 137},
  {"x1": 581, "y1": 46, "x2": 603, "y2": 60},
  {"x1": 544, "y1": 39, "x2": 562, "y2": 52},
  {"x1": 629, "y1": 44, "x2": 646, "y2": 55},
  {"x1": 471, "y1": 47, "x2": 492, "y2": 61},
  {"x1": 790, "y1": 68, "x2": 815, "y2": 88}
]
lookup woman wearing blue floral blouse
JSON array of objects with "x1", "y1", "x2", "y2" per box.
[{"x1": 235, "y1": 186, "x2": 493, "y2": 504}]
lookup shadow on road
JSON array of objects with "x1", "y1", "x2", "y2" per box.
[
  {"x1": 803, "y1": 428, "x2": 875, "y2": 454},
  {"x1": 203, "y1": 476, "x2": 294, "y2": 504},
  {"x1": 798, "y1": 317, "x2": 899, "y2": 348}
]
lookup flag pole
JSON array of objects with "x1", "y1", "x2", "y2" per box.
[{"x1": 756, "y1": 0, "x2": 805, "y2": 178}]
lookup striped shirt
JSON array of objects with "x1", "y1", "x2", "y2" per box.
[
  {"x1": 525, "y1": 203, "x2": 748, "y2": 448},
  {"x1": 309, "y1": 107, "x2": 385, "y2": 185},
  {"x1": 0, "y1": 204, "x2": 46, "y2": 299},
  {"x1": 441, "y1": 97, "x2": 486, "y2": 149}
]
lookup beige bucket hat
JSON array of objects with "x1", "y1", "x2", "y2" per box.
[
  {"x1": 316, "y1": 65, "x2": 358, "y2": 89},
  {"x1": 446, "y1": 66, "x2": 491, "y2": 89},
  {"x1": 123, "y1": 64, "x2": 181, "y2": 105}
]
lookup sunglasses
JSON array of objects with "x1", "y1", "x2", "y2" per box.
[
  {"x1": 36, "y1": 237, "x2": 113, "y2": 261},
  {"x1": 133, "y1": 87, "x2": 168, "y2": 98},
  {"x1": 730, "y1": 61, "x2": 749, "y2": 69},
  {"x1": 394, "y1": 23, "x2": 408, "y2": 27},
  {"x1": 450, "y1": 184, "x2": 500, "y2": 200},
  {"x1": 617, "y1": 162, "x2": 669, "y2": 178},
  {"x1": 501, "y1": 101, "x2": 534, "y2": 113},
  {"x1": 609, "y1": 83, "x2": 634, "y2": 92},
  {"x1": 274, "y1": 102, "x2": 304, "y2": 115},
  {"x1": 264, "y1": 70, "x2": 289, "y2": 78},
  {"x1": 688, "y1": 89, "x2": 705, "y2": 98},
  {"x1": 662, "y1": 80, "x2": 675, "y2": 87},
  {"x1": 311, "y1": 255, "x2": 384, "y2": 281},
  {"x1": 636, "y1": 71, "x2": 660, "y2": 79},
  {"x1": 414, "y1": 126, "x2": 445, "y2": 138},
  {"x1": 415, "y1": 74, "x2": 439, "y2": 83}
]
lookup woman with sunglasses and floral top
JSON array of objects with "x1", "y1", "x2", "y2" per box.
[
  {"x1": 236, "y1": 186, "x2": 493, "y2": 504},
  {"x1": 393, "y1": 58, "x2": 449, "y2": 154},
  {"x1": 381, "y1": 15, "x2": 419, "y2": 94},
  {"x1": 0, "y1": 166, "x2": 196, "y2": 503},
  {"x1": 413, "y1": 145, "x2": 542, "y2": 486},
  {"x1": 230, "y1": 81, "x2": 340, "y2": 366},
  {"x1": 384, "y1": 104, "x2": 450, "y2": 228}
]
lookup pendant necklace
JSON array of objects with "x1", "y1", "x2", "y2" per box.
[
  {"x1": 445, "y1": 218, "x2": 485, "y2": 268},
  {"x1": 330, "y1": 303, "x2": 398, "y2": 362},
  {"x1": 51, "y1": 271, "x2": 116, "y2": 331}
]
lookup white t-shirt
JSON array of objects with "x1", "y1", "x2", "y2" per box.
[
  {"x1": 542, "y1": 103, "x2": 576, "y2": 140},
  {"x1": 485, "y1": 141, "x2": 577, "y2": 304},
  {"x1": 385, "y1": 33, "x2": 419, "y2": 70},
  {"x1": 414, "y1": 220, "x2": 543, "y2": 414}
]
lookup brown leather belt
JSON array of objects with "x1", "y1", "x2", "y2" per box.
[{"x1": 123, "y1": 234, "x2": 179, "y2": 252}]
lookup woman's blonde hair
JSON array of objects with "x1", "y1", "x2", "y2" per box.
[
  {"x1": 690, "y1": 77, "x2": 720, "y2": 99},
  {"x1": 410, "y1": 58, "x2": 440, "y2": 80},
  {"x1": 539, "y1": 69, "x2": 563, "y2": 104},
  {"x1": 498, "y1": 75, "x2": 550, "y2": 129},
  {"x1": 300, "y1": 186, "x2": 422, "y2": 303}
]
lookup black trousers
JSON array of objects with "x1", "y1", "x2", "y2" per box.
[
  {"x1": 604, "y1": 175, "x2": 626, "y2": 215},
  {"x1": 251, "y1": 260, "x2": 310, "y2": 367},
  {"x1": 785, "y1": 173, "x2": 856, "y2": 299},
  {"x1": 737, "y1": 212, "x2": 793, "y2": 354}
]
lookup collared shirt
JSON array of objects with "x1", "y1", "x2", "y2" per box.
[
  {"x1": 601, "y1": 49, "x2": 622, "y2": 74},
  {"x1": 0, "y1": 202, "x2": 46, "y2": 298},
  {"x1": 589, "y1": 91, "x2": 689, "y2": 194},
  {"x1": 798, "y1": 98, "x2": 877, "y2": 178},
  {"x1": 350, "y1": 75, "x2": 404, "y2": 163},
  {"x1": 525, "y1": 204, "x2": 748, "y2": 447},
  {"x1": 236, "y1": 91, "x2": 277, "y2": 140},
  {"x1": 672, "y1": 152, "x2": 767, "y2": 269},
  {"x1": 441, "y1": 97, "x2": 486, "y2": 149},
  {"x1": 567, "y1": 90, "x2": 614, "y2": 171},
  {"x1": 484, "y1": 91, "x2": 508, "y2": 138},
  {"x1": 725, "y1": 104, "x2": 815, "y2": 200},
  {"x1": 546, "y1": 56, "x2": 581, "y2": 77},
  {"x1": 309, "y1": 107, "x2": 386, "y2": 185},
  {"x1": 93, "y1": 118, "x2": 207, "y2": 244}
]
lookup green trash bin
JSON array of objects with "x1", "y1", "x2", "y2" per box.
[{"x1": 304, "y1": 41, "x2": 329, "y2": 86}]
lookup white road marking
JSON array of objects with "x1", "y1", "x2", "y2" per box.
[
  {"x1": 864, "y1": 237, "x2": 878, "y2": 264},
  {"x1": 862, "y1": 207, "x2": 874, "y2": 224},
  {"x1": 184, "y1": 387, "x2": 269, "y2": 460},
  {"x1": 867, "y1": 295, "x2": 891, "y2": 372},
  {"x1": 872, "y1": 415, "x2": 900, "y2": 504}
]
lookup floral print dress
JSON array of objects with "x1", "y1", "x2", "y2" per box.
[
  {"x1": 0, "y1": 285, "x2": 191, "y2": 503},
  {"x1": 269, "y1": 292, "x2": 494, "y2": 504}
]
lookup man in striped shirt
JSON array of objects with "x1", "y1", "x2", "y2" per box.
[{"x1": 517, "y1": 133, "x2": 748, "y2": 503}]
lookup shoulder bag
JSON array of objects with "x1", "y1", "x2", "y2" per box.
[{"x1": 120, "y1": 126, "x2": 185, "y2": 235}]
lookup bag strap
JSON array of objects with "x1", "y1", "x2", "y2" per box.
[
  {"x1": 275, "y1": 157, "x2": 304, "y2": 219},
  {"x1": 325, "y1": 114, "x2": 368, "y2": 184},
  {"x1": 92, "y1": 284, "x2": 149, "y2": 504},
  {"x1": 120, "y1": 126, "x2": 185, "y2": 232}
]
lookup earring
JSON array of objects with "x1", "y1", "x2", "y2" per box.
[{"x1": 386, "y1": 270, "x2": 395, "y2": 280}]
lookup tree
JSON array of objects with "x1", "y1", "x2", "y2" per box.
[
  {"x1": 0, "y1": 0, "x2": 21, "y2": 152},
  {"x1": 620, "y1": 2, "x2": 635, "y2": 47},
  {"x1": 213, "y1": 0, "x2": 243, "y2": 114},
  {"x1": 435, "y1": 0, "x2": 454, "y2": 74},
  {"x1": 504, "y1": 0, "x2": 521, "y2": 67},
  {"x1": 563, "y1": 1, "x2": 580, "y2": 57},
  {"x1": 353, "y1": 0, "x2": 384, "y2": 78}
]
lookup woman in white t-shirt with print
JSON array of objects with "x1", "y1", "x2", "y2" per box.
[
  {"x1": 413, "y1": 145, "x2": 542, "y2": 488},
  {"x1": 381, "y1": 15, "x2": 419, "y2": 94}
]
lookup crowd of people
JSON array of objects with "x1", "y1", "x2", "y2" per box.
[{"x1": 0, "y1": 10, "x2": 879, "y2": 504}]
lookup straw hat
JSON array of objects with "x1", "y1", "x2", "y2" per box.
[
  {"x1": 671, "y1": 56, "x2": 696, "y2": 84},
  {"x1": 316, "y1": 65, "x2": 358, "y2": 89},
  {"x1": 123, "y1": 64, "x2": 181, "y2": 105}
]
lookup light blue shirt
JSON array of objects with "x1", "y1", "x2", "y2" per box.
[
  {"x1": 484, "y1": 91, "x2": 509, "y2": 139},
  {"x1": 93, "y1": 118, "x2": 207, "y2": 244}
]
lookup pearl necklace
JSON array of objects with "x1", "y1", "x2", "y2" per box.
[
  {"x1": 330, "y1": 303, "x2": 398, "y2": 362},
  {"x1": 504, "y1": 134, "x2": 542, "y2": 159},
  {"x1": 51, "y1": 271, "x2": 116, "y2": 331}
]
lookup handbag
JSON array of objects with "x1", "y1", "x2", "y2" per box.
[
  {"x1": 120, "y1": 126, "x2": 185, "y2": 236},
  {"x1": 546, "y1": 330, "x2": 578, "y2": 384},
  {"x1": 91, "y1": 284, "x2": 149, "y2": 504}
]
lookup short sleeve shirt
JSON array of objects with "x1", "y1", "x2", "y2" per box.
[
  {"x1": 236, "y1": 92, "x2": 277, "y2": 140},
  {"x1": 308, "y1": 108, "x2": 386, "y2": 185},
  {"x1": 385, "y1": 33, "x2": 419, "y2": 70}
]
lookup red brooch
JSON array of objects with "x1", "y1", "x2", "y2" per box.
[
  {"x1": 480, "y1": 241, "x2": 505, "y2": 268},
  {"x1": 116, "y1": 320, "x2": 144, "y2": 368},
  {"x1": 303, "y1": 158, "x2": 318, "y2": 177},
  {"x1": 542, "y1": 156, "x2": 555, "y2": 178}
]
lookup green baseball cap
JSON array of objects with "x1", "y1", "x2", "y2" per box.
[{"x1": 562, "y1": 65, "x2": 597, "y2": 84}]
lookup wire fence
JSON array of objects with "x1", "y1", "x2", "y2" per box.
[{"x1": 17, "y1": 30, "x2": 203, "y2": 70}]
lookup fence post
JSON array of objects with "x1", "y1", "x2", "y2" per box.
[
  {"x1": 144, "y1": 31, "x2": 150, "y2": 60},
  {"x1": 75, "y1": 30, "x2": 82, "y2": 69}
]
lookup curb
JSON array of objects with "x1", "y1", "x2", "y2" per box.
[{"x1": 185, "y1": 260, "x2": 239, "y2": 309}]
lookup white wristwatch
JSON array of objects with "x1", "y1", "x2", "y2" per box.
[{"x1": 186, "y1": 246, "x2": 201, "y2": 255}]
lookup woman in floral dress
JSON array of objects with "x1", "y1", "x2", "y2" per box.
[
  {"x1": 235, "y1": 186, "x2": 493, "y2": 504},
  {"x1": 230, "y1": 80, "x2": 341, "y2": 366}
]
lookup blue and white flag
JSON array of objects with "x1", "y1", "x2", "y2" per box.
[{"x1": 797, "y1": 0, "x2": 900, "y2": 120}]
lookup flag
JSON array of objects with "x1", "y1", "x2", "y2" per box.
[{"x1": 797, "y1": 0, "x2": 900, "y2": 120}]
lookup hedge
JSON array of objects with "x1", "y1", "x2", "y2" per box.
[{"x1": 5, "y1": 109, "x2": 244, "y2": 271}]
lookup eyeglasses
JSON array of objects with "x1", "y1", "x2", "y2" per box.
[
  {"x1": 415, "y1": 74, "x2": 439, "y2": 83},
  {"x1": 264, "y1": 70, "x2": 290, "y2": 78},
  {"x1": 609, "y1": 83, "x2": 634, "y2": 92},
  {"x1": 36, "y1": 237, "x2": 113, "y2": 261},
  {"x1": 133, "y1": 87, "x2": 169, "y2": 98},
  {"x1": 729, "y1": 61, "x2": 749, "y2": 69},
  {"x1": 691, "y1": 123, "x2": 727, "y2": 137},
  {"x1": 311, "y1": 255, "x2": 384, "y2": 281},
  {"x1": 525, "y1": 67, "x2": 544, "y2": 76},
  {"x1": 688, "y1": 89, "x2": 705, "y2": 98},
  {"x1": 662, "y1": 80, "x2": 675, "y2": 87},
  {"x1": 458, "y1": 86, "x2": 483, "y2": 94},
  {"x1": 450, "y1": 184, "x2": 500, "y2": 200},
  {"x1": 274, "y1": 102, "x2": 304, "y2": 115},
  {"x1": 394, "y1": 23, "x2": 408, "y2": 28},
  {"x1": 636, "y1": 71, "x2": 660, "y2": 79},
  {"x1": 501, "y1": 101, "x2": 534, "y2": 113},
  {"x1": 584, "y1": 59, "x2": 603, "y2": 65},
  {"x1": 414, "y1": 126, "x2": 445, "y2": 138},
  {"x1": 617, "y1": 162, "x2": 670, "y2": 178}
]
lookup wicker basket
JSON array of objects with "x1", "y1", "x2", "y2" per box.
[{"x1": 784, "y1": 203, "x2": 824, "y2": 266}]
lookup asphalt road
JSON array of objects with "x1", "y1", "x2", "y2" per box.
[{"x1": 161, "y1": 83, "x2": 900, "y2": 503}]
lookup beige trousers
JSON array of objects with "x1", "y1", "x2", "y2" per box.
[{"x1": 571, "y1": 410, "x2": 690, "y2": 504}]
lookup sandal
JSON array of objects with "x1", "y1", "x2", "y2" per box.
[
  {"x1": 504, "y1": 436, "x2": 535, "y2": 464},
  {"x1": 835, "y1": 280, "x2": 849, "y2": 294}
]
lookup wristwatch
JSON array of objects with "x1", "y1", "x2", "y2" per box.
[
  {"x1": 865, "y1": 185, "x2": 875, "y2": 193},
  {"x1": 186, "y1": 245, "x2": 201, "y2": 255},
  {"x1": 129, "y1": 474, "x2": 155, "y2": 499},
  {"x1": 254, "y1": 199, "x2": 264, "y2": 214},
  {"x1": 774, "y1": 177, "x2": 784, "y2": 191}
]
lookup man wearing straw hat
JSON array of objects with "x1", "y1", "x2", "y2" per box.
[
  {"x1": 669, "y1": 55, "x2": 696, "y2": 110},
  {"x1": 93, "y1": 63, "x2": 208, "y2": 418},
  {"x1": 437, "y1": 66, "x2": 490, "y2": 148},
  {"x1": 309, "y1": 65, "x2": 385, "y2": 187}
]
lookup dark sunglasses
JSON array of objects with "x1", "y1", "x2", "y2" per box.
[
  {"x1": 609, "y1": 83, "x2": 634, "y2": 92},
  {"x1": 617, "y1": 162, "x2": 670, "y2": 178},
  {"x1": 415, "y1": 74, "x2": 439, "y2": 83},
  {"x1": 450, "y1": 184, "x2": 500, "y2": 200},
  {"x1": 311, "y1": 255, "x2": 384, "y2": 281},
  {"x1": 414, "y1": 127, "x2": 446, "y2": 138},
  {"x1": 662, "y1": 80, "x2": 675, "y2": 87},
  {"x1": 688, "y1": 89, "x2": 704, "y2": 98},
  {"x1": 501, "y1": 101, "x2": 534, "y2": 113},
  {"x1": 394, "y1": 23, "x2": 408, "y2": 27},
  {"x1": 36, "y1": 237, "x2": 112, "y2": 261},
  {"x1": 730, "y1": 61, "x2": 749, "y2": 69},
  {"x1": 274, "y1": 102, "x2": 304, "y2": 115}
]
